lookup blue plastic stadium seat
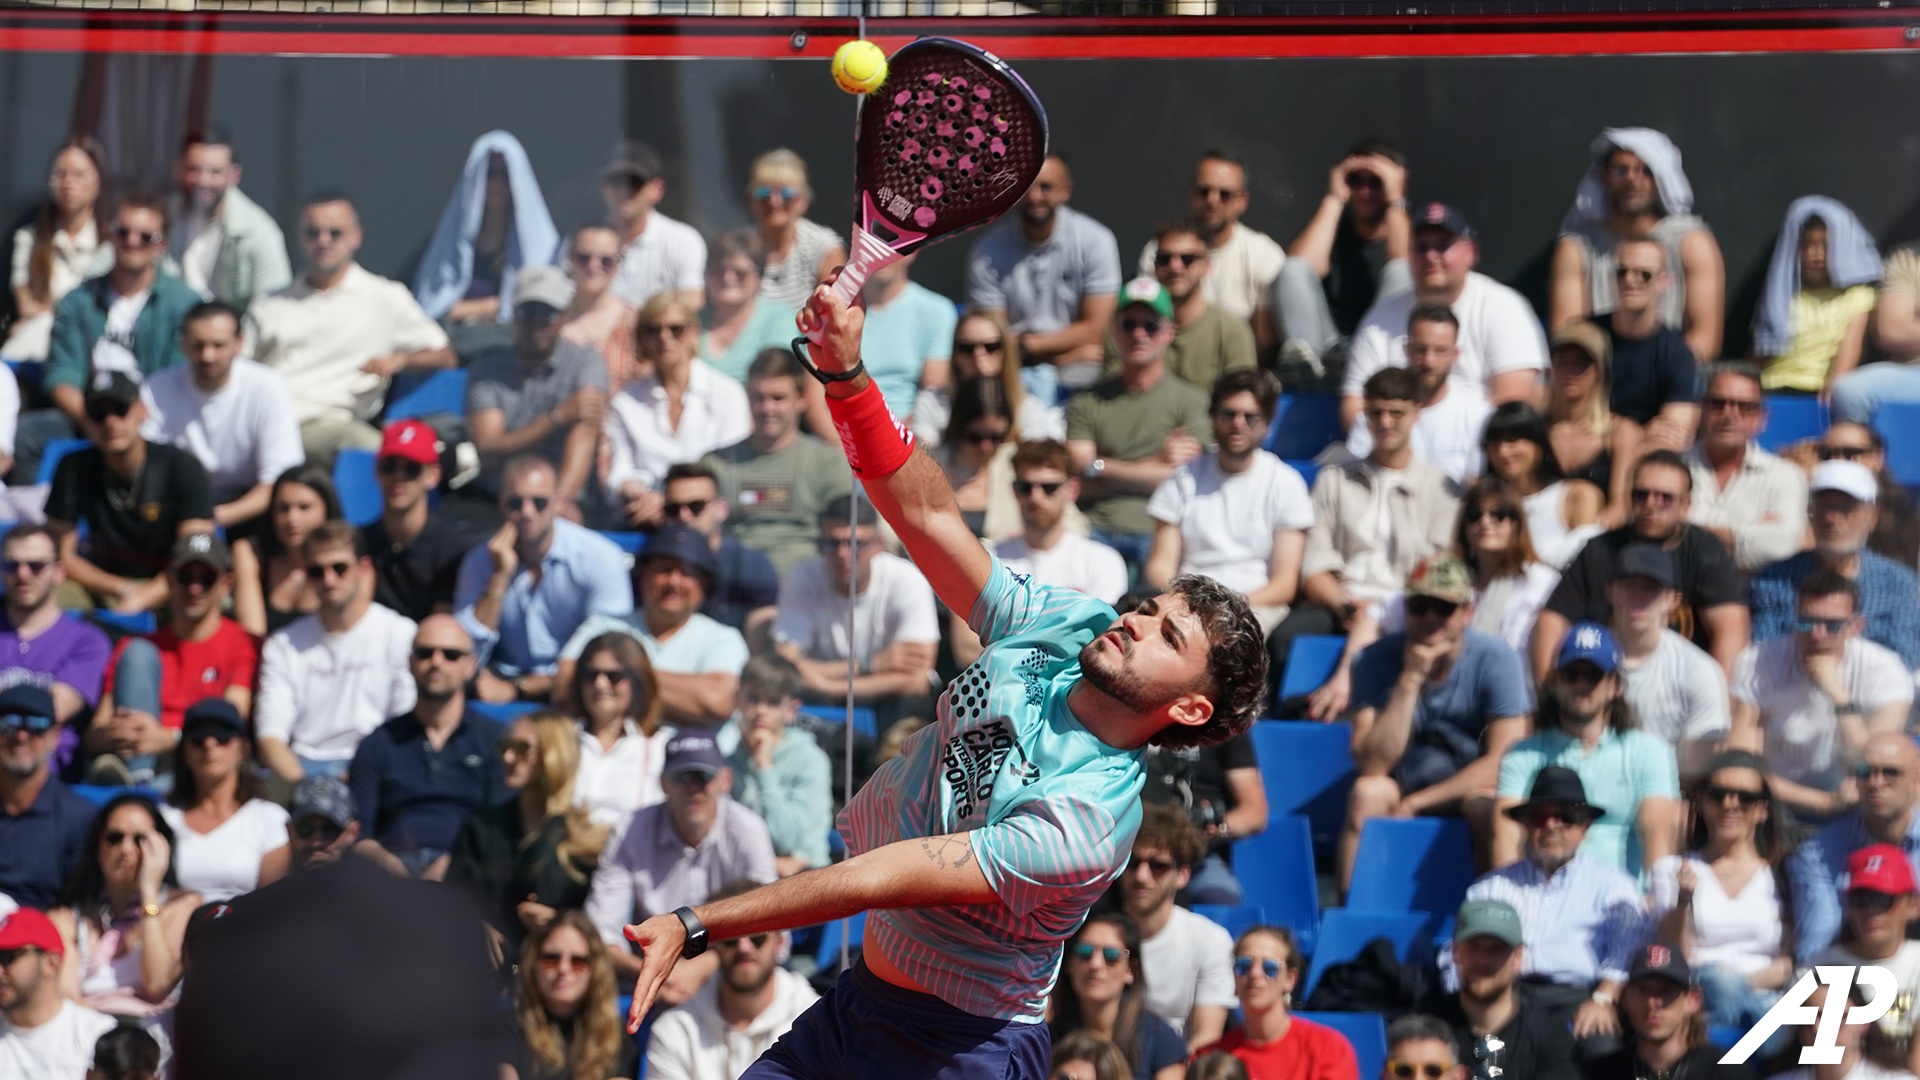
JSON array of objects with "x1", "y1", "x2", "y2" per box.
[
  {"x1": 799, "y1": 703, "x2": 878, "y2": 740},
  {"x1": 385, "y1": 368, "x2": 469, "y2": 421},
  {"x1": 1250, "y1": 720, "x2": 1355, "y2": 857},
  {"x1": 91, "y1": 610, "x2": 157, "y2": 636},
  {"x1": 1265, "y1": 394, "x2": 1345, "y2": 460},
  {"x1": 816, "y1": 910, "x2": 866, "y2": 966},
  {"x1": 1232, "y1": 814, "x2": 1319, "y2": 957},
  {"x1": 69, "y1": 784, "x2": 163, "y2": 807},
  {"x1": 37, "y1": 437, "x2": 89, "y2": 486},
  {"x1": 333, "y1": 448, "x2": 382, "y2": 527},
  {"x1": 470, "y1": 701, "x2": 541, "y2": 723},
  {"x1": 1302, "y1": 909, "x2": 1434, "y2": 998},
  {"x1": 1191, "y1": 904, "x2": 1267, "y2": 942},
  {"x1": 7, "y1": 359, "x2": 42, "y2": 396},
  {"x1": 1295, "y1": 1011, "x2": 1387, "y2": 1080},
  {"x1": 1284, "y1": 458, "x2": 1321, "y2": 489},
  {"x1": 1278, "y1": 635, "x2": 1346, "y2": 702},
  {"x1": 598, "y1": 531, "x2": 647, "y2": 555},
  {"x1": 1760, "y1": 393, "x2": 1826, "y2": 453},
  {"x1": 1877, "y1": 402, "x2": 1920, "y2": 487},
  {"x1": 1347, "y1": 817, "x2": 1477, "y2": 935}
]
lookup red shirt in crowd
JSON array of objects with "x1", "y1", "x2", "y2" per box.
[
  {"x1": 103, "y1": 619, "x2": 262, "y2": 729},
  {"x1": 1200, "y1": 1018, "x2": 1359, "y2": 1080}
]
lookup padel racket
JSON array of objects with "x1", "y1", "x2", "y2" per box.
[{"x1": 794, "y1": 36, "x2": 1048, "y2": 365}]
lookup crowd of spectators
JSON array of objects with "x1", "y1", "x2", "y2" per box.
[{"x1": 3, "y1": 115, "x2": 1920, "y2": 1080}]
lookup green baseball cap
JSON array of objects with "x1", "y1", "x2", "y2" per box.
[
  {"x1": 1455, "y1": 899, "x2": 1523, "y2": 947},
  {"x1": 1116, "y1": 276, "x2": 1174, "y2": 320},
  {"x1": 1407, "y1": 552, "x2": 1474, "y2": 606}
]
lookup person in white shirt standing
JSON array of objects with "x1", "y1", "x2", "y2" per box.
[
  {"x1": 1344, "y1": 304, "x2": 1494, "y2": 492},
  {"x1": 1605, "y1": 544, "x2": 1729, "y2": 784},
  {"x1": 0, "y1": 907, "x2": 119, "y2": 1080},
  {"x1": 253, "y1": 521, "x2": 418, "y2": 785},
  {"x1": 603, "y1": 140, "x2": 707, "y2": 312},
  {"x1": 1145, "y1": 369, "x2": 1312, "y2": 636},
  {"x1": 140, "y1": 301, "x2": 303, "y2": 532}
]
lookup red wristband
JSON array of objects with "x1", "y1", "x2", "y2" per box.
[{"x1": 826, "y1": 380, "x2": 915, "y2": 479}]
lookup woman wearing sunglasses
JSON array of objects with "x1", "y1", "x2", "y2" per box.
[
  {"x1": 567, "y1": 633, "x2": 668, "y2": 828},
  {"x1": 507, "y1": 909, "x2": 636, "y2": 1080},
  {"x1": 698, "y1": 229, "x2": 795, "y2": 384},
  {"x1": 1545, "y1": 324, "x2": 1634, "y2": 519},
  {"x1": 1197, "y1": 925, "x2": 1356, "y2": 1080},
  {"x1": 745, "y1": 149, "x2": 846, "y2": 312},
  {"x1": 230, "y1": 464, "x2": 343, "y2": 636},
  {"x1": 933, "y1": 376, "x2": 1022, "y2": 541},
  {"x1": 1048, "y1": 912, "x2": 1188, "y2": 1080},
  {"x1": 1052, "y1": 1030, "x2": 1134, "y2": 1080},
  {"x1": 557, "y1": 223, "x2": 640, "y2": 389},
  {"x1": 1375, "y1": 478, "x2": 1559, "y2": 660},
  {"x1": 157, "y1": 698, "x2": 289, "y2": 903},
  {"x1": 449, "y1": 709, "x2": 607, "y2": 959},
  {"x1": 1480, "y1": 401, "x2": 1606, "y2": 570},
  {"x1": 911, "y1": 308, "x2": 1063, "y2": 448}
]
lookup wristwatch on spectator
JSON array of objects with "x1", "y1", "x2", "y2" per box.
[{"x1": 1083, "y1": 458, "x2": 1106, "y2": 480}]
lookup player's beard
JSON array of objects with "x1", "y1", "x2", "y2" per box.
[{"x1": 1079, "y1": 637, "x2": 1158, "y2": 712}]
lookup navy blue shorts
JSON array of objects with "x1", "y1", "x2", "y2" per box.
[{"x1": 744, "y1": 963, "x2": 1051, "y2": 1080}]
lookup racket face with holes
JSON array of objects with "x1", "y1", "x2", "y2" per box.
[{"x1": 855, "y1": 37, "x2": 1048, "y2": 256}]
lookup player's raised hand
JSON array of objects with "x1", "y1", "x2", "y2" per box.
[
  {"x1": 623, "y1": 913, "x2": 689, "y2": 1033},
  {"x1": 798, "y1": 271, "x2": 867, "y2": 380}
]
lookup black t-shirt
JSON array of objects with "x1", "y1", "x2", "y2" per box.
[
  {"x1": 46, "y1": 441, "x2": 213, "y2": 578},
  {"x1": 1426, "y1": 993, "x2": 1579, "y2": 1080},
  {"x1": 509, "y1": 1018, "x2": 639, "y2": 1080},
  {"x1": 1583, "y1": 1043, "x2": 1750, "y2": 1080},
  {"x1": 361, "y1": 514, "x2": 490, "y2": 622},
  {"x1": 1142, "y1": 731, "x2": 1257, "y2": 851},
  {"x1": 1596, "y1": 315, "x2": 1699, "y2": 426},
  {"x1": 1545, "y1": 525, "x2": 1744, "y2": 649},
  {"x1": 1326, "y1": 215, "x2": 1389, "y2": 337},
  {"x1": 708, "y1": 534, "x2": 780, "y2": 632}
]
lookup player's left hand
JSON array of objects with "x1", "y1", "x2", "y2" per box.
[
  {"x1": 623, "y1": 913, "x2": 689, "y2": 1033},
  {"x1": 798, "y1": 272, "x2": 867, "y2": 379}
]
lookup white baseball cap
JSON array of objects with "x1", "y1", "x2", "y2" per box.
[{"x1": 1810, "y1": 460, "x2": 1878, "y2": 504}]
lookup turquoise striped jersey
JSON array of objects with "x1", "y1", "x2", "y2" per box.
[{"x1": 837, "y1": 558, "x2": 1147, "y2": 1022}]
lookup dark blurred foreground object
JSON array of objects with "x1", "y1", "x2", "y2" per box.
[{"x1": 174, "y1": 859, "x2": 501, "y2": 1080}]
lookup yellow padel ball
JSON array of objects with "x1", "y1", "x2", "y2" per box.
[{"x1": 832, "y1": 40, "x2": 888, "y2": 95}]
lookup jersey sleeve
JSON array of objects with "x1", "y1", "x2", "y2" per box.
[
  {"x1": 967, "y1": 558, "x2": 1116, "y2": 653},
  {"x1": 969, "y1": 782, "x2": 1137, "y2": 926}
]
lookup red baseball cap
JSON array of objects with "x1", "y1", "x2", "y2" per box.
[
  {"x1": 378, "y1": 420, "x2": 440, "y2": 467},
  {"x1": 0, "y1": 907, "x2": 63, "y2": 955},
  {"x1": 1848, "y1": 843, "x2": 1916, "y2": 896}
]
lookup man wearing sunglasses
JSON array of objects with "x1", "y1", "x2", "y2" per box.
[
  {"x1": 1809, "y1": 843, "x2": 1920, "y2": 993},
  {"x1": 0, "y1": 685, "x2": 96, "y2": 910},
  {"x1": 1685, "y1": 362, "x2": 1808, "y2": 572},
  {"x1": 1787, "y1": 732, "x2": 1920, "y2": 963},
  {"x1": 1426, "y1": 900, "x2": 1578, "y2": 1080},
  {"x1": 285, "y1": 775, "x2": 359, "y2": 871},
  {"x1": 361, "y1": 419, "x2": 489, "y2": 623},
  {"x1": 1729, "y1": 568, "x2": 1911, "y2": 820},
  {"x1": 0, "y1": 524, "x2": 109, "y2": 728},
  {"x1": 1587, "y1": 237, "x2": 1699, "y2": 446},
  {"x1": 1344, "y1": 304, "x2": 1493, "y2": 491},
  {"x1": 1139, "y1": 151, "x2": 1285, "y2": 329},
  {"x1": 1583, "y1": 945, "x2": 1739, "y2": 1080},
  {"x1": 0, "y1": 906, "x2": 122, "y2": 1080},
  {"x1": 1109, "y1": 222, "x2": 1255, "y2": 395},
  {"x1": 602, "y1": 139, "x2": 706, "y2": 312},
  {"x1": 992, "y1": 440, "x2": 1127, "y2": 603},
  {"x1": 45, "y1": 370, "x2": 215, "y2": 615},
  {"x1": 652, "y1": 463, "x2": 778, "y2": 637}
]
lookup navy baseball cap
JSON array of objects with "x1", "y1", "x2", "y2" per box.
[
  {"x1": 1556, "y1": 622, "x2": 1622, "y2": 674},
  {"x1": 1615, "y1": 543, "x2": 1676, "y2": 589},
  {"x1": 0, "y1": 683, "x2": 56, "y2": 720},
  {"x1": 1414, "y1": 202, "x2": 1474, "y2": 240},
  {"x1": 182, "y1": 698, "x2": 247, "y2": 738},
  {"x1": 663, "y1": 731, "x2": 727, "y2": 780},
  {"x1": 641, "y1": 524, "x2": 717, "y2": 579}
]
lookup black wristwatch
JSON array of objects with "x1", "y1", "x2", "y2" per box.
[{"x1": 673, "y1": 906, "x2": 709, "y2": 959}]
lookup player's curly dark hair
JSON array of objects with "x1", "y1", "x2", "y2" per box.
[{"x1": 1152, "y1": 574, "x2": 1267, "y2": 749}]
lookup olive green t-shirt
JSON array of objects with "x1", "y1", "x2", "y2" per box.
[
  {"x1": 1100, "y1": 305, "x2": 1257, "y2": 393},
  {"x1": 704, "y1": 434, "x2": 854, "y2": 576},
  {"x1": 1066, "y1": 373, "x2": 1213, "y2": 535}
]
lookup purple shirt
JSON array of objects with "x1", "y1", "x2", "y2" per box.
[
  {"x1": 0, "y1": 611, "x2": 111, "y2": 706},
  {"x1": 582, "y1": 797, "x2": 776, "y2": 946}
]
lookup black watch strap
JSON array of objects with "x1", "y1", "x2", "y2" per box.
[{"x1": 674, "y1": 906, "x2": 709, "y2": 959}]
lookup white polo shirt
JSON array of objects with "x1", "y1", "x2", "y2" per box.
[
  {"x1": 246, "y1": 264, "x2": 449, "y2": 425},
  {"x1": 610, "y1": 212, "x2": 707, "y2": 309}
]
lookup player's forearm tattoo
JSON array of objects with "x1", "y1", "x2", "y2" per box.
[{"x1": 920, "y1": 835, "x2": 972, "y2": 869}]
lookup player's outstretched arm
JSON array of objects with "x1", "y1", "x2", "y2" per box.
[
  {"x1": 798, "y1": 281, "x2": 994, "y2": 617},
  {"x1": 623, "y1": 831, "x2": 996, "y2": 1031}
]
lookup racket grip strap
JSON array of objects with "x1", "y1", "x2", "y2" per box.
[{"x1": 826, "y1": 380, "x2": 915, "y2": 480}]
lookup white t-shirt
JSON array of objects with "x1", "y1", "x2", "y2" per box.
[
  {"x1": 1647, "y1": 853, "x2": 1782, "y2": 977},
  {"x1": 246, "y1": 264, "x2": 450, "y2": 425},
  {"x1": 610, "y1": 212, "x2": 708, "y2": 309},
  {"x1": 140, "y1": 358, "x2": 306, "y2": 500},
  {"x1": 1343, "y1": 386, "x2": 1492, "y2": 492},
  {"x1": 0, "y1": 999, "x2": 119, "y2": 1080},
  {"x1": 160, "y1": 798, "x2": 291, "y2": 903},
  {"x1": 1139, "y1": 904, "x2": 1238, "y2": 1036},
  {"x1": 1816, "y1": 940, "x2": 1920, "y2": 998},
  {"x1": 254, "y1": 604, "x2": 419, "y2": 762},
  {"x1": 1342, "y1": 273, "x2": 1549, "y2": 401},
  {"x1": 1146, "y1": 451, "x2": 1313, "y2": 596},
  {"x1": 1620, "y1": 630, "x2": 1731, "y2": 748},
  {"x1": 772, "y1": 552, "x2": 941, "y2": 664},
  {"x1": 575, "y1": 720, "x2": 673, "y2": 829},
  {"x1": 91, "y1": 287, "x2": 148, "y2": 376},
  {"x1": 174, "y1": 211, "x2": 224, "y2": 296},
  {"x1": 604, "y1": 361, "x2": 752, "y2": 498},
  {"x1": 1733, "y1": 636, "x2": 1915, "y2": 790},
  {"x1": 1138, "y1": 224, "x2": 1287, "y2": 323},
  {"x1": 991, "y1": 532, "x2": 1129, "y2": 605}
]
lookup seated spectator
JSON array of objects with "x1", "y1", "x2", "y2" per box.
[
  {"x1": 583, "y1": 731, "x2": 775, "y2": 1000},
  {"x1": 0, "y1": 908, "x2": 119, "y2": 1080},
  {"x1": 1602, "y1": 545, "x2": 1729, "y2": 782},
  {"x1": 606, "y1": 293, "x2": 751, "y2": 527},
  {"x1": 255, "y1": 522, "x2": 418, "y2": 783},
  {"x1": 1109, "y1": 221, "x2": 1255, "y2": 394},
  {"x1": 995, "y1": 439, "x2": 1124, "y2": 601},
  {"x1": 1531, "y1": 449, "x2": 1747, "y2": 683},
  {"x1": 1788, "y1": 732, "x2": 1920, "y2": 963},
  {"x1": 556, "y1": 524, "x2": 748, "y2": 727},
  {"x1": 1687, "y1": 363, "x2": 1808, "y2": 572},
  {"x1": 604, "y1": 139, "x2": 706, "y2": 311},
  {"x1": 1590, "y1": 236, "x2": 1699, "y2": 447},
  {"x1": 0, "y1": 685, "x2": 95, "y2": 909},
  {"x1": 1048, "y1": 912, "x2": 1188, "y2": 1080},
  {"x1": 1140, "y1": 727, "x2": 1267, "y2": 907},
  {"x1": 348, "y1": 616, "x2": 505, "y2": 879},
  {"x1": 285, "y1": 776, "x2": 359, "y2": 873},
  {"x1": 87, "y1": 1025, "x2": 166, "y2": 1080},
  {"x1": 169, "y1": 127, "x2": 291, "y2": 313},
  {"x1": 230, "y1": 465, "x2": 340, "y2": 636},
  {"x1": 1543, "y1": 322, "x2": 1632, "y2": 511},
  {"x1": 1647, "y1": 751, "x2": 1792, "y2": 1042},
  {"x1": 1053, "y1": 1031, "x2": 1134, "y2": 1080},
  {"x1": 1344, "y1": 553, "x2": 1531, "y2": 888},
  {"x1": 703, "y1": 348, "x2": 854, "y2": 576},
  {"x1": 1195, "y1": 925, "x2": 1357, "y2": 1080},
  {"x1": 697, "y1": 229, "x2": 793, "y2": 385},
  {"x1": 246, "y1": 193, "x2": 455, "y2": 467},
  {"x1": 645, "y1": 878, "x2": 821, "y2": 1080},
  {"x1": 465, "y1": 264, "x2": 608, "y2": 511},
  {"x1": 1835, "y1": 232, "x2": 1920, "y2": 426},
  {"x1": 1581, "y1": 945, "x2": 1747, "y2": 1080},
  {"x1": 745, "y1": 149, "x2": 843, "y2": 312},
  {"x1": 0, "y1": 524, "x2": 110, "y2": 725},
  {"x1": 771, "y1": 496, "x2": 939, "y2": 728},
  {"x1": 1425, "y1": 900, "x2": 1579, "y2": 1080},
  {"x1": 157, "y1": 699, "x2": 287, "y2": 904},
  {"x1": 557, "y1": 224, "x2": 639, "y2": 388},
  {"x1": 1146, "y1": 369, "x2": 1311, "y2": 636},
  {"x1": 1550, "y1": 128, "x2": 1724, "y2": 363},
  {"x1": 139, "y1": 301, "x2": 304, "y2": 531},
  {"x1": 1729, "y1": 569, "x2": 1912, "y2": 818},
  {"x1": 913, "y1": 308, "x2": 1063, "y2": 448},
  {"x1": 1482, "y1": 402, "x2": 1605, "y2": 570},
  {"x1": 1341, "y1": 203, "x2": 1546, "y2": 431},
  {"x1": 1120, "y1": 806, "x2": 1236, "y2": 1049},
  {"x1": 1377, "y1": 1017, "x2": 1463, "y2": 1080},
  {"x1": 1758, "y1": 198, "x2": 1882, "y2": 396},
  {"x1": 1813, "y1": 843, "x2": 1920, "y2": 990},
  {"x1": 1749, "y1": 460, "x2": 1919, "y2": 670},
  {"x1": 932, "y1": 376, "x2": 1021, "y2": 541},
  {"x1": 1274, "y1": 141, "x2": 1411, "y2": 376},
  {"x1": 1812, "y1": 422, "x2": 1920, "y2": 566},
  {"x1": 447, "y1": 709, "x2": 605, "y2": 955},
  {"x1": 1344, "y1": 304, "x2": 1493, "y2": 491},
  {"x1": 1140, "y1": 150, "x2": 1285, "y2": 328},
  {"x1": 456, "y1": 454, "x2": 632, "y2": 705},
  {"x1": 967, "y1": 153, "x2": 1122, "y2": 402},
  {"x1": 1067, "y1": 279, "x2": 1215, "y2": 571},
  {"x1": 361, "y1": 420, "x2": 489, "y2": 623},
  {"x1": 651, "y1": 463, "x2": 779, "y2": 637},
  {"x1": 506, "y1": 909, "x2": 638, "y2": 1080},
  {"x1": 567, "y1": 632, "x2": 668, "y2": 828},
  {"x1": 411, "y1": 131, "x2": 558, "y2": 328},
  {"x1": 860, "y1": 253, "x2": 956, "y2": 420},
  {"x1": 1464, "y1": 767, "x2": 1648, "y2": 1055},
  {"x1": 46, "y1": 371, "x2": 214, "y2": 614},
  {"x1": 48, "y1": 794, "x2": 199, "y2": 1019},
  {"x1": 1497, "y1": 624, "x2": 1679, "y2": 876},
  {"x1": 3, "y1": 135, "x2": 107, "y2": 366},
  {"x1": 719, "y1": 655, "x2": 830, "y2": 877}
]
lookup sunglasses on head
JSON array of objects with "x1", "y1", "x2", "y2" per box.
[
  {"x1": 411, "y1": 645, "x2": 470, "y2": 663},
  {"x1": 570, "y1": 252, "x2": 619, "y2": 272},
  {"x1": 2, "y1": 559, "x2": 50, "y2": 577},
  {"x1": 716, "y1": 932, "x2": 772, "y2": 950},
  {"x1": 292, "y1": 818, "x2": 344, "y2": 841},
  {"x1": 305, "y1": 560, "x2": 355, "y2": 581},
  {"x1": 1233, "y1": 955, "x2": 1285, "y2": 979},
  {"x1": 1818, "y1": 445, "x2": 1871, "y2": 462},
  {"x1": 113, "y1": 225, "x2": 162, "y2": 247},
  {"x1": 377, "y1": 457, "x2": 425, "y2": 481},
  {"x1": 663, "y1": 499, "x2": 710, "y2": 518},
  {"x1": 1154, "y1": 251, "x2": 1206, "y2": 268},
  {"x1": 1118, "y1": 316, "x2": 1164, "y2": 336},
  {"x1": 301, "y1": 226, "x2": 346, "y2": 242},
  {"x1": 505, "y1": 495, "x2": 550, "y2": 513},
  {"x1": 538, "y1": 951, "x2": 591, "y2": 973},
  {"x1": 752, "y1": 185, "x2": 799, "y2": 203},
  {"x1": 1070, "y1": 943, "x2": 1127, "y2": 965},
  {"x1": 1703, "y1": 783, "x2": 1766, "y2": 808},
  {"x1": 1389, "y1": 1063, "x2": 1451, "y2": 1080},
  {"x1": 0, "y1": 712, "x2": 55, "y2": 737},
  {"x1": 85, "y1": 399, "x2": 132, "y2": 423},
  {"x1": 1405, "y1": 595, "x2": 1459, "y2": 620},
  {"x1": 1013, "y1": 480, "x2": 1064, "y2": 497}
]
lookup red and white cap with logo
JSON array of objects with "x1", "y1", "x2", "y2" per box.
[
  {"x1": 1848, "y1": 843, "x2": 1917, "y2": 895},
  {"x1": 379, "y1": 420, "x2": 440, "y2": 467}
]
